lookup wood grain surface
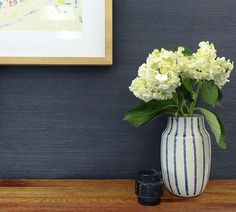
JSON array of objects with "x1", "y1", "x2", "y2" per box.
[{"x1": 0, "y1": 180, "x2": 234, "y2": 212}]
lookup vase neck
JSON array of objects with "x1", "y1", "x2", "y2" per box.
[{"x1": 167, "y1": 116, "x2": 205, "y2": 129}]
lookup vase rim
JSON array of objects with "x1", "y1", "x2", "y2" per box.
[{"x1": 168, "y1": 114, "x2": 204, "y2": 119}]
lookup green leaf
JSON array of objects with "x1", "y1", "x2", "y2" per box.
[
  {"x1": 201, "y1": 80, "x2": 218, "y2": 107},
  {"x1": 178, "y1": 93, "x2": 184, "y2": 112},
  {"x1": 123, "y1": 100, "x2": 177, "y2": 127},
  {"x1": 216, "y1": 87, "x2": 223, "y2": 106},
  {"x1": 171, "y1": 45, "x2": 193, "y2": 56},
  {"x1": 181, "y1": 75, "x2": 193, "y2": 93},
  {"x1": 176, "y1": 84, "x2": 193, "y2": 103},
  {"x1": 182, "y1": 47, "x2": 193, "y2": 56},
  {"x1": 197, "y1": 107, "x2": 226, "y2": 149}
]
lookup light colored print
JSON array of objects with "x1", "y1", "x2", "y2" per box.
[{"x1": 0, "y1": 0, "x2": 82, "y2": 31}]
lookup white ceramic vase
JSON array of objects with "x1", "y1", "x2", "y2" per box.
[{"x1": 161, "y1": 116, "x2": 211, "y2": 197}]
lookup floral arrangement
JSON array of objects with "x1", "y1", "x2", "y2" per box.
[{"x1": 124, "y1": 41, "x2": 234, "y2": 149}]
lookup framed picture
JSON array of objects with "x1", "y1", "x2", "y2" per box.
[{"x1": 0, "y1": 0, "x2": 113, "y2": 65}]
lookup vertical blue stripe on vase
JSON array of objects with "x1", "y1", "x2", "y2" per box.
[
  {"x1": 206, "y1": 130, "x2": 211, "y2": 180},
  {"x1": 191, "y1": 118, "x2": 197, "y2": 195},
  {"x1": 198, "y1": 118, "x2": 206, "y2": 193},
  {"x1": 174, "y1": 118, "x2": 180, "y2": 195},
  {"x1": 162, "y1": 120, "x2": 170, "y2": 187},
  {"x1": 166, "y1": 118, "x2": 174, "y2": 193},
  {"x1": 183, "y1": 117, "x2": 189, "y2": 196}
]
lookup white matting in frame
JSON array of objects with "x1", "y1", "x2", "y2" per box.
[{"x1": 0, "y1": 0, "x2": 112, "y2": 65}]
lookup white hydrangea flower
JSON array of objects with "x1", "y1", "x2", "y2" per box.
[
  {"x1": 185, "y1": 41, "x2": 217, "y2": 81},
  {"x1": 213, "y1": 57, "x2": 234, "y2": 88},
  {"x1": 184, "y1": 41, "x2": 234, "y2": 88},
  {"x1": 146, "y1": 48, "x2": 184, "y2": 75},
  {"x1": 129, "y1": 77, "x2": 153, "y2": 102},
  {"x1": 129, "y1": 63, "x2": 181, "y2": 102},
  {"x1": 129, "y1": 41, "x2": 234, "y2": 102}
]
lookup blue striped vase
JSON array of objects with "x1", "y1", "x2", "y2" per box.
[{"x1": 161, "y1": 116, "x2": 211, "y2": 197}]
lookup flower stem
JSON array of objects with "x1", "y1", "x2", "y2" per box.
[
  {"x1": 180, "y1": 109, "x2": 185, "y2": 116},
  {"x1": 184, "y1": 102, "x2": 190, "y2": 114},
  {"x1": 189, "y1": 81, "x2": 202, "y2": 117}
]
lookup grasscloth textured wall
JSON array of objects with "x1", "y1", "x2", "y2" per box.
[{"x1": 0, "y1": 0, "x2": 235, "y2": 178}]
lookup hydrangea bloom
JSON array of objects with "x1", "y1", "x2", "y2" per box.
[
  {"x1": 185, "y1": 41, "x2": 234, "y2": 88},
  {"x1": 129, "y1": 50, "x2": 181, "y2": 102},
  {"x1": 146, "y1": 47, "x2": 186, "y2": 75},
  {"x1": 214, "y1": 57, "x2": 234, "y2": 88},
  {"x1": 129, "y1": 41, "x2": 234, "y2": 102}
]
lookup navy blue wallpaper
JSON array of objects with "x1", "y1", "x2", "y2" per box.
[{"x1": 0, "y1": 0, "x2": 235, "y2": 178}]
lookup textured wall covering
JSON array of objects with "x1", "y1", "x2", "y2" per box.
[{"x1": 0, "y1": 0, "x2": 236, "y2": 178}]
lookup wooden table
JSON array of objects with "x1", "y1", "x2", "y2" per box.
[{"x1": 0, "y1": 180, "x2": 235, "y2": 211}]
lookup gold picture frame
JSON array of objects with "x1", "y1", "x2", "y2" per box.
[{"x1": 0, "y1": 0, "x2": 113, "y2": 65}]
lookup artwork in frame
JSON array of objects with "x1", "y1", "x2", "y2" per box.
[{"x1": 0, "y1": 0, "x2": 112, "y2": 65}]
